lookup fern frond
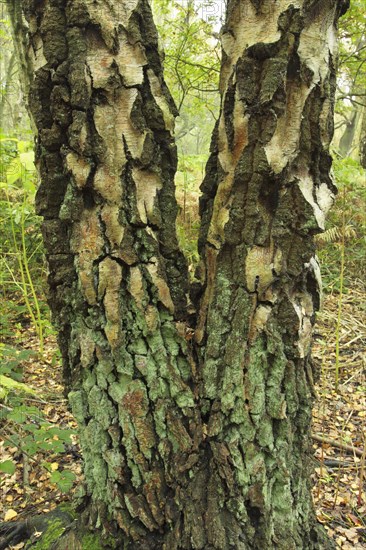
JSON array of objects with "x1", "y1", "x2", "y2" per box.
[{"x1": 315, "y1": 225, "x2": 357, "y2": 244}]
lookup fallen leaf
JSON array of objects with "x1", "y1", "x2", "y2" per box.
[{"x1": 4, "y1": 509, "x2": 18, "y2": 521}]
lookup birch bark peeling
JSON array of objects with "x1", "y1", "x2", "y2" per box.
[
  {"x1": 23, "y1": 0, "x2": 202, "y2": 546},
  {"x1": 17, "y1": 0, "x2": 349, "y2": 546},
  {"x1": 195, "y1": 0, "x2": 348, "y2": 547}
]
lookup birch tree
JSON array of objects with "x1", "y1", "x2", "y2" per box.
[{"x1": 2, "y1": 0, "x2": 349, "y2": 548}]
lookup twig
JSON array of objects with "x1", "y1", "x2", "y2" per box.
[
  {"x1": 358, "y1": 436, "x2": 366, "y2": 506},
  {"x1": 23, "y1": 453, "x2": 29, "y2": 488},
  {"x1": 312, "y1": 433, "x2": 364, "y2": 457}
]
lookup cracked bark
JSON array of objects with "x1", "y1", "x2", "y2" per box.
[
  {"x1": 194, "y1": 1, "x2": 348, "y2": 548},
  {"x1": 12, "y1": 0, "x2": 348, "y2": 548}
]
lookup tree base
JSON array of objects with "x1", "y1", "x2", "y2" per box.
[
  {"x1": 0, "y1": 501, "x2": 336, "y2": 550},
  {"x1": 0, "y1": 504, "x2": 115, "y2": 550}
]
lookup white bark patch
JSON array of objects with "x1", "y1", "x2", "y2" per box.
[
  {"x1": 66, "y1": 153, "x2": 91, "y2": 189},
  {"x1": 265, "y1": 8, "x2": 337, "y2": 174},
  {"x1": 81, "y1": 0, "x2": 138, "y2": 50},
  {"x1": 147, "y1": 69, "x2": 175, "y2": 133},
  {"x1": 87, "y1": 30, "x2": 147, "y2": 88},
  {"x1": 117, "y1": 88, "x2": 146, "y2": 158},
  {"x1": 111, "y1": 0, "x2": 139, "y2": 26},
  {"x1": 29, "y1": 33, "x2": 47, "y2": 72},
  {"x1": 298, "y1": 10, "x2": 336, "y2": 85},
  {"x1": 94, "y1": 87, "x2": 145, "y2": 179},
  {"x1": 71, "y1": 208, "x2": 104, "y2": 305},
  {"x1": 87, "y1": 54, "x2": 114, "y2": 89},
  {"x1": 316, "y1": 182, "x2": 334, "y2": 219},
  {"x1": 132, "y1": 168, "x2": 162, "y2": 225},
  {"x1": 245, "y1": 245, "x2": 282, "y2": 295},
  {"x1": 94, "y1": 165, "x2": 123, "y2": 203},
  {"x1": 290, "y1": 292, "x2": 314, "y2": 358},
  {"x1": 128, "y1": 266, "x2": 145, "y2": 310},
  {"x1": 208, "y1": 94, "x2": 249, "y2": 248},
  {"x1": 94, "y1": 102, "x2": 127, "y2": 170},
  {"x1": 146, "y1": 260, "x2": 175, "y2": 313},
  {"x1": 101, "y1": 204, "x2": 125, "y2": 249},
  {"x1": 98, "y1": 257, "x2": 123, "y2": 349},
  {"x1": 327, "y1": 20, "x2": 337, "y2": 57},
  {"x1": 116, "y1": 36, "x2": 147, "y2": 86},
  {"x1": 264, "y1": 81, "x2": 310, "y2": 174},
  {"x1": 80, "y1": 0, "x2": 139, "y2": 35},
  {"x1": 220, "y1": 0, "x2": 299, "y2": 92},
  {"x1": 297, "y1": 173, "x2": 334, "y2": 230}
]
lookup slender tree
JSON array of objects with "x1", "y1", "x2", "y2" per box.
[
  {"x1": 2, "y1": 0, "x2": 349, "y2": 548},
  {"x1": 360, "y1": 106, "x2": 366, "y2": 168}
]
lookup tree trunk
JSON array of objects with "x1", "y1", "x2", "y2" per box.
[
  {"x1": 338, "y1": 106, "x2": 361, "y2": 157},
  {"x1": 194, "y1": 1, "x2": 348, "y2": 547},
  {"x1": 360, "y1": 106, "x2": 366, "y2": 168},
  {"x1": 0, "y1": 52, "x2": 16, "y2": 129},
  {"x1": 5, "y1": 0, "x2": 34, "y2": 121},
  {"x1": 12, "y1": 0, "x2": 348, "y2": 548}
]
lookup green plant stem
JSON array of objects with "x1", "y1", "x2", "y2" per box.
[
  {"x1": 6, "y1": 189, "x2": 38, "y2": 329},
  {"x1": 5, "y1": 187, "x2": 44, "y2": 353},
  {"x1": 20, "y1": 191, "x2": 44, "y2": 352}
]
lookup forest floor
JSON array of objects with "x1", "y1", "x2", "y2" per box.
[{"x1": 1, "y1": 286, "x2": 365, "y2": 549}]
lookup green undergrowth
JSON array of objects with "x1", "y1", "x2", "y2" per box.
[
  {"x1": 0, "y1": 133, "x2": 78, "y2": 494},
  {"x1": 316, "y1": 157, "x2": 365, "y2": 293},
  {"x1": 0, "y1": 341, "x2": 77, "y2": 492}
]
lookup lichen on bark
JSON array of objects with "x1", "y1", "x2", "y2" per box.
[
  {"x1": 193, "y1": 0, "x2": 348, "y2": 547},
  {"x1": 12, "y1": 0, "x2": 349, "y2": 548}
]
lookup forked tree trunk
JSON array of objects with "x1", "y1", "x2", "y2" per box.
[{"x1": 12, "y1": 0, "x2": 348, "y2": 548}]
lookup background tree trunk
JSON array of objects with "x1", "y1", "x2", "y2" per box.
[
  {"x1": 15, "y1": 0, "x2": 348, "y2": 548},
  {"x1": 360, "y1": 106, "x2": 366, "y2": 168},
  {"x1": 5, "y1": 0, "x2": 33, "y2": 119},
  {"x1": 338, "y1": 106, "x2": 361, "y2": 157}
]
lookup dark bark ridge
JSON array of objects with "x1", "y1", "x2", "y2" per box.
[{"x1": 8, "y1": 0, "x2": 348, "y2": 548}]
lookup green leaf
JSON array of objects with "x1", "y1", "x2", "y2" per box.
[
  {"x1": 46, "y1": 426, "x2": 75, "y2": 442},
  {"x1": 50, "y1": 470, "x2": 76, "y2": 493},
  {"x1": 0, "y1": 374, "x2": 36, "y2": 395},
  {"x1": 0, "y1": 459, "x2": 16, "y2": 475},
  {"x1": 6, "y1": 158, "x2": 22, "y2": 186},
  {"x1": 19, "y1": 151, "x2": 35, "y2": 172}
]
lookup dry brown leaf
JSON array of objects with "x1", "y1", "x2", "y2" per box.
[{"x1": 4, "y1": 509, "x2": 18, "y2": 521}]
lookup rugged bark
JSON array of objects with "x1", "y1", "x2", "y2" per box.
[
  {"x1": 14, "y1": 0, "x2": 348, "y2": 548},
  {"x1": 195, "y1": 0, "x2": 348, "y2": 548},
  {"x1": 21, "y1": 0, "x2": 202, "y2": 547}
]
